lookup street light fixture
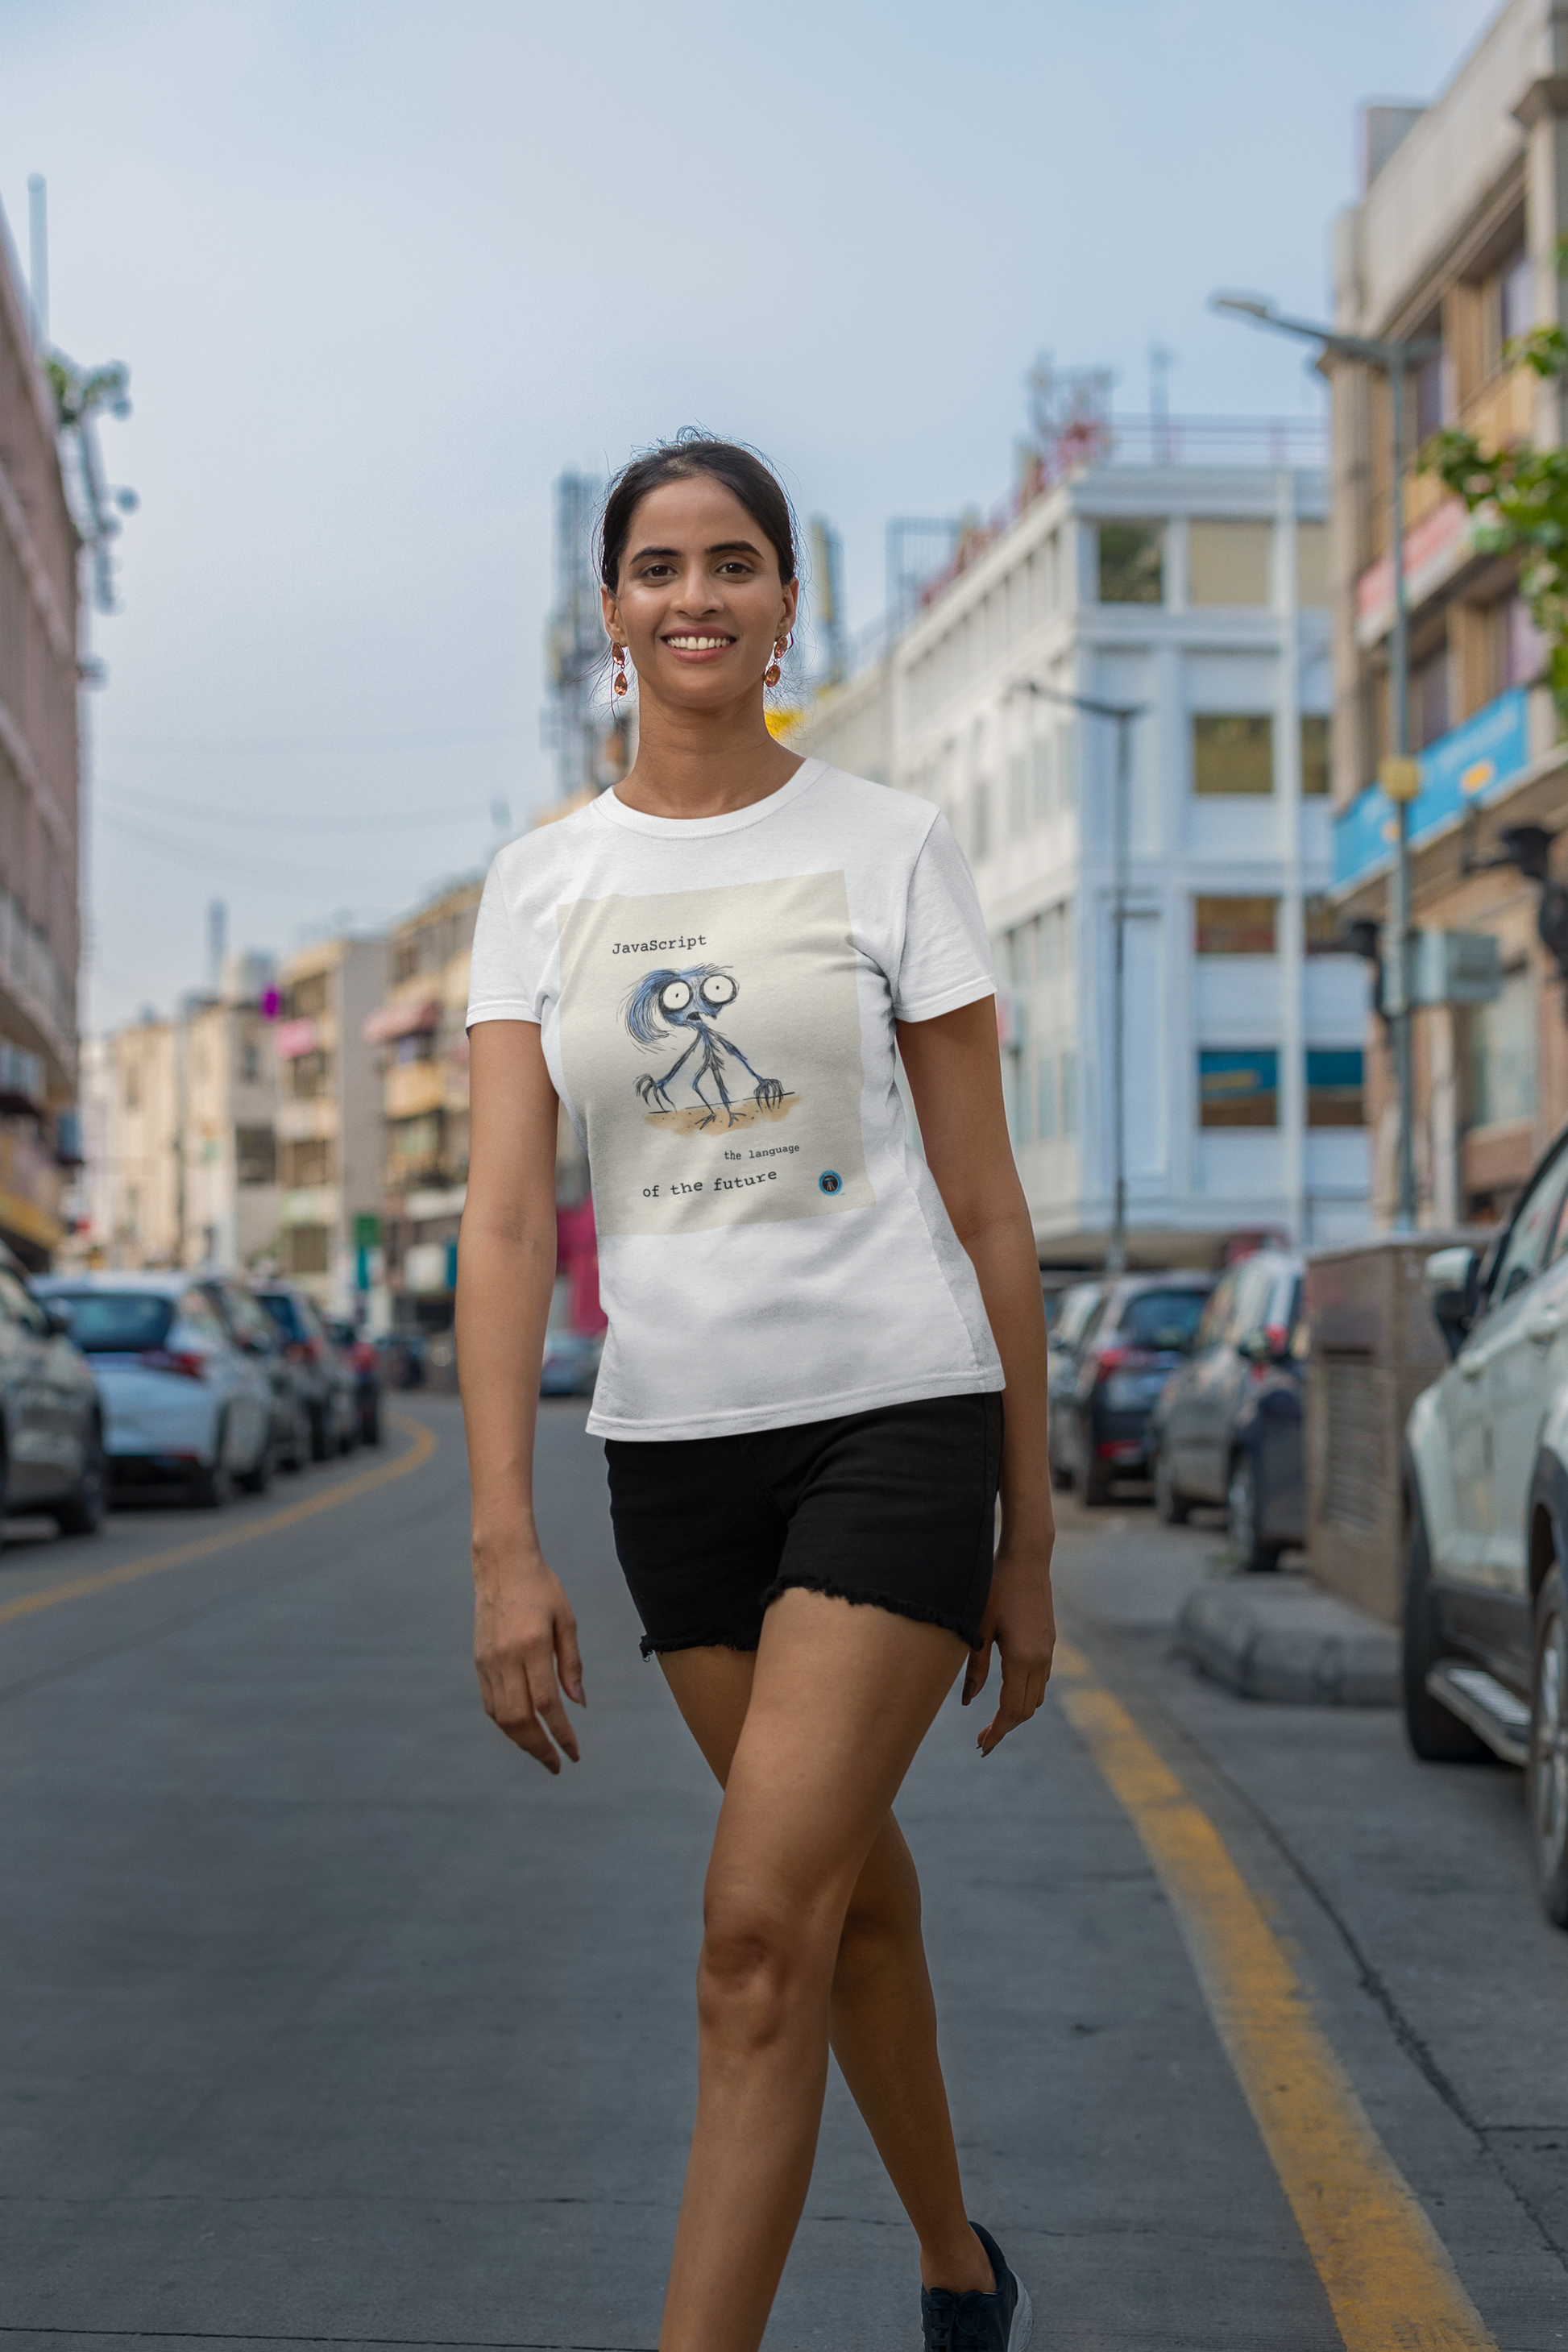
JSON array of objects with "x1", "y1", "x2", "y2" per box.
[
  {"x1": 1010, "y1": 678, "x2": 1147, "y2": 1274},
  {"x1": 1211, "y1": 291, "x2": 1440, "y2": 1233}
]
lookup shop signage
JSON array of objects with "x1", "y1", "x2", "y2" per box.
[{"x1": 1331, "y1": 688, "x2": 1530, "y2": 892}]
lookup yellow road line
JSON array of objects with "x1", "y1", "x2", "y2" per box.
[
  {"x1": 1052, "y1": 1636, "x2": 1498, "y2": 2352},
  {"x1": 0, "y1": 1410, "x2": 440, "y2": 1628}
]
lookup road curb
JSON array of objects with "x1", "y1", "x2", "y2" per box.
[{"x1": 1175, "y1": 1574, "x2": 1400, "y2": 1706}]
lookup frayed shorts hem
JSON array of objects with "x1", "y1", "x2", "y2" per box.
[{"x1": 639, "y1": 1574, "x2": 981, "y2": 1660}]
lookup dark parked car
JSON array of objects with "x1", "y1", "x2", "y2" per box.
[
  {"x1": 325, "y1": 1317, "x2": 383, "y2": 1446},
  {"x1": 1055, "y1": 1273, "x2": 1213, "y2": 1504},
  {"x1": 251, "y1": 1282, "x2": 357, "y2": 1458},
  {"x1": 1047, "y1": 1280, "x2": 1105, "y2": 1491},
  {"x1": 1147, "y1": 1251, "x2": 1305, "y2": 1569}
]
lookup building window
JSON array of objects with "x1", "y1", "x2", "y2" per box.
[
  {"x1": 972, "y1": 781, "x2": 992, "y2": 863},
  {"x1": 1306, "y1": 1049, "x2": 1365, "y2": 1127},
  {"x1": 1060, "y1": 1050, "x2": 1078, "y2": 1139},
  {"x1": 1296, "y1": 521, "x2": 1329, "y2": 608},
  {"x1": 1500, "y1": 242, "x2": 1533, "y2": 355},
  {"x1": 1187, "y1": 521, "x2": 1271, "y2": 608},
  {"x1": 288, "y1": 1050, "x2": 330, "y2": 1099},
  {"x1": 1195, "y1": 895, "x2": 1277, "y2": 956},
  {"x1": 240, "y1": 1038, "x2": 261, "y2": 1083},
  {"x1": 1007, "y1": 753, "x2": 1028, "y2": 838},
  {"x1": 1097, "y1": 521, "x2": 1163, "y2": 604},
  {"x1": 1504, "y1": 595, "x2": 1546, "y2": 690},
  {"x1": 1413, "y1": 322, "x2": 1445, "y2": 441},
  {"x1": 284, "y1": 1224, "x2": 330, "y2": 1276},
  {"x1": 1466, "y1": 967, "x2": 1536, "y2": 1127},
  {"x1": 235, "y1": 1126, "x2": 276, "y2": 1186},
  {"x1": 285, "y1": 972, "x2": 329, "y2": 1021},
  {"x1": 1304, "y1": 894, "x2": 1346, "y2": 955},
  {"x1": 281, "y1": 1137, "x2": 331, "y2": 1188},
  {"x1": 1031, "y1": 735, "x2": 1053, "y2": 819},
  {"x1": 1199, "y1": 1047, "x2": 1279, "y2": 1128},
  {"x1": 1300, "y1": 715, "x2": 1330, "y2": 795},
  {"x1": 1411, "y1": 645, "x2": 1450, "y2": 748},
  {"x1": 1036, "y1": 1052, "x2": 1056, "y2": 1139},
  {"x1": 1193, "y1": 713, "x2": 1273, "y2": 795}
]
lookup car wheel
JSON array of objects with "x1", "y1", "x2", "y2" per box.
[
  {"x1": 238, "y1": 1431, "x2": 274, "y2": 1495},
  {"x1": 1401, "y1": 1499, "x2": 1491, "y2": 1762},
  {"x1": 309, "y1": 1403, "x2": 328, "y2": 1464},
  {"x1": 1077, "y1": 1427, "x2": 1112, "y2": 1507},
  {"x1": 1152, "y1": 1443, "x2": 1191, "y2": 1525},
  {"x1": 281, "y1": 1402, "x2": 310, "y2": 1471},
  {"x1": 361, "y1": 1396, "x2": 382, "y2": 1446},
  {"x1": 1528, "y1": 1563, "x2": 1568, "y2": 1928},
  {"x1": 1227, "y1": 1454, "x2": 1280, "y2": 1572},
  {"x1": 53, "y1": 1424, "x2": 106, "y2": 1537},
  {"x1": 191, "y1": 1416, "x2": 234, "y2": 1511}
]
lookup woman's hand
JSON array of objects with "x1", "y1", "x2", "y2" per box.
[
  {"x1": 962, "y1": 1540, "x2": 1056, "y2": 1757},
  {"x1": 473, "y1": 1541, "x2": 586, "y2": 1774}
]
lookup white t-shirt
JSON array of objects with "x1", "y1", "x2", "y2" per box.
[{"x1": 466, "y1": 756, "x2": 1003, "y2": 1441}]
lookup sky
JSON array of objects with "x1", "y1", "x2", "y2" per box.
[{"x1": 0, "y1": 0, "x2": 1506, "y2": 1032}]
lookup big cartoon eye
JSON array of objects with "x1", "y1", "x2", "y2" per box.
[
  {"x1": 658, "y1": 981, "x2": 693, "y2": 1015},
  {"x1": 699, "y1": 973, "x2": 736, "y2": 1008}
]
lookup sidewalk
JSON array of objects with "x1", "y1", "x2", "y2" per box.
[{"x1": 1175, "y1": 1572, "x2": 1400, "y2": 1706}]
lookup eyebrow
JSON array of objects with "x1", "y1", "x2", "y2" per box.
[{"x1": 628, "y1": 538, "x2": 765, "y2": 563}]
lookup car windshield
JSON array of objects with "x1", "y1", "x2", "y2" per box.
[
  {"x1": 1053, "y1": 1285, "x2": 1102, "y2": 1348},
  {"x1": 256, "y1": 1292, "x2": 301, "y2": 1340},
  {"x1": 49, "y1": 1292, "x2": 174, "y2": 1352},
  {"x1": 1122, "y1": 1290, "x2": 1209, "y2": 1353}
]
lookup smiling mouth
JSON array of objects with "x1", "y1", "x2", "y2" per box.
[{"x1": 663, "y1": 634, "x2": 735, "y2": 651}]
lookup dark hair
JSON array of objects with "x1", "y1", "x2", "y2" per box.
[{"x1": 599, "y1": 433, "x2": 797, "y2": 592}]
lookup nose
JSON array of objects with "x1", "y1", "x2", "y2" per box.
[{"x1": 673, "y1": 558, "x2": 722, "y2": 615}]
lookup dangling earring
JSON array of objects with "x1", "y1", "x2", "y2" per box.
[
  {"x1": 764, "y1": 634, "x2": 790, "y2": 689},
  {"x1": 612, "y1": 645, "x2": 629, "y2": 697}
]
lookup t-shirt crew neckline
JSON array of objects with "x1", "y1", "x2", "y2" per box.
[{"x1": 594, "y1": 757, "x2": 828, "y2": 840}]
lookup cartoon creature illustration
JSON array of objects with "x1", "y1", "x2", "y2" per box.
[{"x1": 625, "y1": 965, "x2": 786, "y2": 1131}]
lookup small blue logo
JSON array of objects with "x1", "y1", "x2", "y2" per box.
[{"x1": 818, "y1": 1170, "x2": 842, "y2": 1196}]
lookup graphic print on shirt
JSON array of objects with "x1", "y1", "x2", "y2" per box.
[{"x1": 556, "y1": 873, "x2": 873, "y2": 1238}]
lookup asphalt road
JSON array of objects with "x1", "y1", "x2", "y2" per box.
[{"x1": 0, "y1": 1396, "x2": 1564, "y2": 2352}]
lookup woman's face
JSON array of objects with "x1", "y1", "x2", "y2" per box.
[{"x1": 601, "y1": 475, "x2": 799, "y2": 712}]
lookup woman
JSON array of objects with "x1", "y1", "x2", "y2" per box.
[{"x1": 458, "y1": 435, "x2": 1055, "y2": 2352}]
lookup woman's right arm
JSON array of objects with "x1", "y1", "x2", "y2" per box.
[{"x1": 457, "y1": 1019, "x2": 585, "y2": 1774}]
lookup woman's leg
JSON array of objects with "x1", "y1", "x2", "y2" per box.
[
  {"x1": 654, "y1": 1588, "x2": 988, "y2": 2352},
  {"x1": 660, "y1": 1645, "x2": 989, "y2": 2297}
]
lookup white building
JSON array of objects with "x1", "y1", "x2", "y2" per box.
[
  {"x1": 796, "y1": 428, "x2": 1373, "y2": 1263},
  {"x1": 275, "y1": 935, "x2": 388, "y2": 1310}
]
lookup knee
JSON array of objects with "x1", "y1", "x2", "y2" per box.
[{"x1": 698, "y1": 1896, "x2": 823, "y2": 2046}]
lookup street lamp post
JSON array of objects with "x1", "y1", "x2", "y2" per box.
[
  {"x1": 1211, "y1": 293, "x2": 1438, "y2": 1233},
  {"x1": 1012, "y1": 679, "x2": 1147, "y2": 1273}
]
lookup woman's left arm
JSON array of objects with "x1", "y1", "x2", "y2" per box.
[{"x1": 897, "y1": 996, "x2": 1056, "y2": 1756}]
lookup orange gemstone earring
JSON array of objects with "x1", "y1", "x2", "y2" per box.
[
  {"x1": 764, "y1": 634, "x2": 790, "y2": 688},
  {"x1": 612, "y1": 645, "x2": 629, "y2": 697}
]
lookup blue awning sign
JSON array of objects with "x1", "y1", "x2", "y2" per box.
[{"x1": 1332, "y1": 687, "x2": 1531, "y2": 891}]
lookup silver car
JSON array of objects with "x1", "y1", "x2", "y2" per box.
[{"x1": 0, "y1": 1251, "x2": 108, "y2": 1535}]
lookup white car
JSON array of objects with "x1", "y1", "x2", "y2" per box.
[
  {"x1": 36, "y1": 1273, "x2": 275, "y2": 1508},
  {"x1": 1405, "y1": 1133, "x2": 1568, "y2": 1927}
]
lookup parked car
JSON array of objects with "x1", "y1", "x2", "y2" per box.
[
  {"x1": 1047, "y1": 1280, "x2": 1105, "y2": 1491},
  {"x1": 1148, "y1": 1251, "x2": 1305, "y2": 1569},
  {"x1": 1054, "y1": 1272, "x2": 1213, "y2": 1504},
  {"x1": 0, "y1": 1253, "x2": 106, "y2": 1534},
  {"x1": 35, "y1": 1271, "x2": 272, "y2": 1507},
  {"x1": 1404, "y1": 1130, "x2": 1568, "y2": 1928},
  {"x1": 325, "y1": 1317, "x2": 383, "y2": 1446},
  {"x1": 251, "y1": 1282, "x2": 358, "y2": 1458},
  {"x1": 207, "y1": 1280, "x2": 314, "y2": 1471}
]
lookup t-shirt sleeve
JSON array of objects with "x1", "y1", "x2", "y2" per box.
[
  {"x1": 466, "y1": 857, "x2": 542, "y2": 1027},
  {"x1": 891, "y1": 814, "x2": 996, "y2": 1023}
]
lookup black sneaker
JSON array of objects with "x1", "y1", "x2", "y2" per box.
[{"x1": 919, "y1": 2221, "x2": 1032, "y2": 2350}]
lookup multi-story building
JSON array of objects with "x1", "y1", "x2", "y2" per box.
[
  {"x1": 797, "y1": 424, "x2": 1371, "y2": 1263},
  {"x1": 371, "y1": 877, "x2": 482, "y2": 1326},
  {"x1": 1328, "y1": 0, "x2": 1568, "y2": 1226},
  {"x1": 274, "y1": 935, "x2": 387, "y2": 1308},
  {"x1": 73, "y1": 958, "x2": 279, "y2": 1270},
  {"x1": 0, "y1": 204, "x2": 84, "y2": 1264}
]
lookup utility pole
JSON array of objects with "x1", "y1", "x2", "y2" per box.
[
  {"x1": 1011, "y1": 678, "x2": 1147, "y2": 1273},
  {"x1": 1212, "y1": 292, "x2": 1437, "y2": 1232}
]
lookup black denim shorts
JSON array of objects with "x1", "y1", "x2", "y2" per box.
[{"x1": 604, "y1": 1391, "x2": 1003, "y2": 1657}]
